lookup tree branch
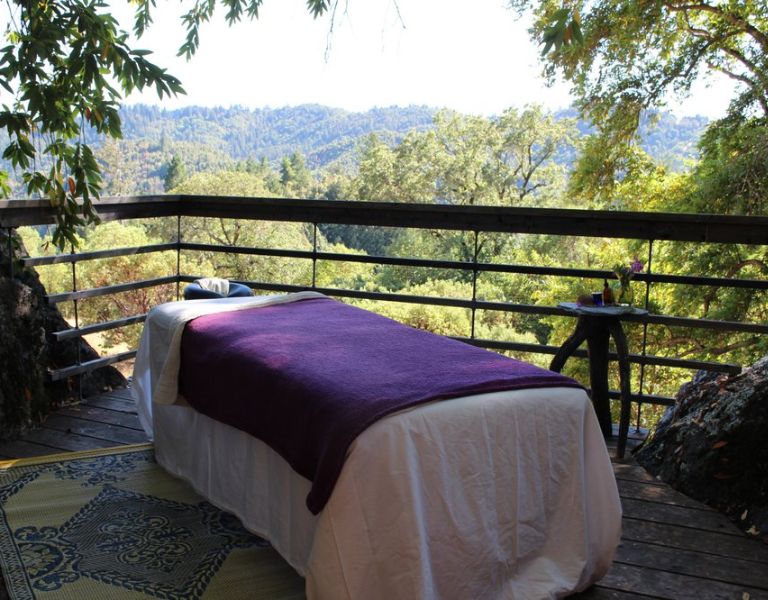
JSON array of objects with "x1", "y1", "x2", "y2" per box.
[
  {"x1": 679, "y1": 14, "x2": 768, "y2": 110},
  {"x1": 705, "y1": 62, "x2": 768, "y2": 114},
  {"x1": 664, "y1": 1, "x2": 768, "y2": 54}
]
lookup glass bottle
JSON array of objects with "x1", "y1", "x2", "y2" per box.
[{"x1": 602, "y1": 279, "x2": 614, "y2": 305}]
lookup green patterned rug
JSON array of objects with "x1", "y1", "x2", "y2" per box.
[{"x1": 0, "y1": 445, "x2": 306, "y2": 600}]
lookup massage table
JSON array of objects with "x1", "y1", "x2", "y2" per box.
[{"x1": 132, "y1": 292, "x2": 621, "y2": 599}]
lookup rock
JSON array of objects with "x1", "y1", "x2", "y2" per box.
[
  {"x1": 635, "y1": 356, "x2": 768, "y2": 541},
  {"x1": 0, "y1": 277, "x2": 50, "y2": 438},
  {"x1": 0, "y1": 228, "x2": 126, "y2": 441}
]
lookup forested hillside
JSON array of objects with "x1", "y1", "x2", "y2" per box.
[
  {"x1": 111, "y1": 104, "x2": 438, "y2": 169},
  {"x1": 112, "y1": 103, "x2": 706, "y2": 172},
  {"x1": 3, "y1": 104, "x2": 706, "y2": 197}
]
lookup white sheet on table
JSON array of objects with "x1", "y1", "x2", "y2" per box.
[
  {"x1": 133, "y1": 297, "x2": 622, "y2": 599},
  {"x1": 149, "y1": 387, "x2": 619, "y2": 600}
]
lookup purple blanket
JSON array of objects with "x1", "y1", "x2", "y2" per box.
[{"x1": 179, "y1": 297, "x2": 582, "y2": 514}]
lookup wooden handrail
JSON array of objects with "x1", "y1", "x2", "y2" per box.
[{"x1": 2, "y1": 195, "x2": 768, "y2": 244}]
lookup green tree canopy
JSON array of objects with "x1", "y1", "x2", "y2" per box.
[
  {"x1": 164, "y1": 154, "x2": 188, "y2": 192},
  {"x1": 510, "y1": 1, "x2": 768, "y2": 138},
  {"x1": 353, "y1": 106, "x2": 576, "y2": 207},
  {"x1": 0, "y1": 0, "x2": 331, "y2": 248},
  {"x1": 510, "y1": 1, "x2": 768, "y2": 215}
]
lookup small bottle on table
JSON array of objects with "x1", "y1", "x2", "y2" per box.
[{"x1": 602, "y1": 279, "x2": 614, "y2": 305}]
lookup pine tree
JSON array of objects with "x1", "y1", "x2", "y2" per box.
[{"x1": 164, "y1": 155, "x2": 187, "y2": 192}]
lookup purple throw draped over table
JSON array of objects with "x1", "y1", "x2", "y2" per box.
[{"x1": 178, "y1": 296, "x2": 582, "y2": 514}]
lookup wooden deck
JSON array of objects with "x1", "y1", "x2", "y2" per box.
[{"x1": 1, "y1": 388, "x2": 767, "y2": 599}]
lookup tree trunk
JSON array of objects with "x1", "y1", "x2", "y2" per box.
[
  {"x1": 0, "y1": 228, "x2": 126, "y2": 441},
  {"x1": 635, "y1": 356, "x2": 768, "y2": 541}
]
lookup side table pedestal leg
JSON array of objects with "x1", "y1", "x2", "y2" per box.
[
  {"x1": 608, "y1": 319, "x2": 632, "y2": 459},
  {"x1": 585, "y1": 322, "x2": 613, "y2": 438}
]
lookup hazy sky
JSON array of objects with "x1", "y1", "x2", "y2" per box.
[{"x1": 118, "y1": 0, "x2": 734, "y2": 118}]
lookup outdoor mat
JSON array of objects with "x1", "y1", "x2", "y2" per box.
[{"x1": 0, "y1": 445, "x2": 306, "y2": 600}]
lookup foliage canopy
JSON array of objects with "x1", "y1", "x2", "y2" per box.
[
  {"x1": 510, "y1": 0, "x2": 768, "y2": 216},
  {"x1": 0, "y1": 0, "x2": 331, "y2": 248},
  {"x1": 510, "y1": 1, "x2": 768, "y2": 136}
]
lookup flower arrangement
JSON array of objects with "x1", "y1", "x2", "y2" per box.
[{"x1": 613, "y1": 257, "x2": 643, "y2": 304}]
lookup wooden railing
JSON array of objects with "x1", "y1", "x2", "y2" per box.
[{"x1": 2, "y1": 195, "x2": 767, "y2": 423}]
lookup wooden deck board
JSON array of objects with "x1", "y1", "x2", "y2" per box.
[
  {"x1": 0, "y1": 439, "x2": 63, "y2": 459},
  {"x1": 597, "y1": 562, "x2": 767, "y2": 599},
  {"x1": 621, "y1": 517, "x2": 768, "y2": 563},
  {"x1": 617, "y1": 539, "x2": 768, "y2": 589},
  {"x1": 80, "y1": 392, "x2": 138, "y2": 414},
  {"x1": 620, "y1": 496, "x2": 746, "y2": 535},
  {"x1": 41, "y1": 413, "x2": 147, "y2": 445},
  {"x1": 1, "y1": 387, "x2": 766, "y2": 599},
  {"x1": 56, "y1": 404, "x2": 144, "y2": 430},
  {"x1": 19, "y1": 427, "x2": 120, "y2": 453},
  {"x1": 617, "y1": 478, "x2": 717, "y2": 510},
  {"x1": 571, "y1": 588, "x2": 657, "y2": 599}
]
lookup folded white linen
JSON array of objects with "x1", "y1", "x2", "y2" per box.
[{"x1": 194, "y1": 277, "x2": 230, "y2": 296}]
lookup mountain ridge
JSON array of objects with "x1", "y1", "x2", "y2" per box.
[{"x1": 114, "y1": 103, "x2": 709, "y2": 171}]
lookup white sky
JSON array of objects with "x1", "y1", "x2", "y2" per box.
[{"x1": 117, "y1": 0, "x2": 733, "y2": 118}]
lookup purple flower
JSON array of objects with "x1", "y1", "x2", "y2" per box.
[{"x1": 614, "y1": 258, "x2": 643, "y2": 286}]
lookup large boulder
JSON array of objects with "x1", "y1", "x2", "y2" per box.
[
  {"x1": 0, "y1": 228, "x2": 126, "y2": 441},
  {"x1": 0, "y1": 277, "x2": 50, "y2": 438},
  {"x1": 635, "y1": 356, "x2": 768, "y2": 540}
]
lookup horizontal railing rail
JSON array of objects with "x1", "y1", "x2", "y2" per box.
[
  {"x1": 22, "y1": 243, "x2": 178, "y2": 267},
  {"x1": 3, "y1": 195, "x2": 768, "y2": 243},
  {"x1": 178, "y1": 241, "x2": 768, "y2": 291},
  {"x1": 46, "y1": 275, "x2": 179, "y2": 304},
  {"x1": 49, "y1": 350, "x2": 138, "y2": 381},
  {"x1": 2, "y1": 195, "x2": 766, "y2": 415},
  {"x1": 52, "y1": 314, "x2": 149, "y2": 342}
]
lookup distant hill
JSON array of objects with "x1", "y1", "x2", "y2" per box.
[
  {"x1": 112, "y1": 104, "x2": 438, "y2": 170},
  {"x1": 112, "y1": 104, "x2": 707, "y2": 172},
  {"x1": 4, "y1": 104, "x2": 708, "y2": 197},
  {"x1": 554, "y1": 108, "x2": 708, "y2": 170}
]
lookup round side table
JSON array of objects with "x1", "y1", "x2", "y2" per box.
[{"x1": 550, "y1": 302, "x2": 647, "y2": 459}]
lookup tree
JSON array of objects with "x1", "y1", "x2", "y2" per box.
[
  {"x1": 350, "y1": 106, "x2": 576, "y2": 283},
  {"x1": 688, "y1": 116, "x2": 768, "y2": 215},
  {"x1": 0, "y1": 0, "x2": 183, "y2": 247},
  {"x1": 510, "y1": 1, "x2": 768, "y2": 138},
  {"x1": 279, "y1": 151, "x2": 314, "y2": 197},
  {"x1": 164, "y1": 155, "x2": 188, "y2": 192},
  {"x1": 0, "y1": 0, "x2": 331, "y2": 248},
  {"x1": 170, "y1": 170, "x2": 313, "y2": 283},
  {"x1": 353, "y1": 106, "x2": 575, "y2": 207},
  {"x1": 510, "y1": 1, "x2": 768, "y2": 215},
  {"x1": 96, "y1": 139, "x2": 141, "y2": 197},
  {"x1": 22, "y1": 223, "x2": 182, "y2": 350}
]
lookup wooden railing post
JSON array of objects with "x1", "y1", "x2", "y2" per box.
[
  {"x1": 176, "y1": 214, "x2": 182, "y2": 301},
  {"x1": 637, "y1": 239, "x2": 655, "y2": 431},
  {"x1": 470, "y1": 230, "x2": 479, "y2": 340},
  {"x1": 69, "y1": 243, "x2": 83, "y2": 401},
  {"x1": 312, "y1": 222, "x2": 318, "y2": 289}
]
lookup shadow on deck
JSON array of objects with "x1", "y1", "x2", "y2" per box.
[{"x1": 1, "y1": 388, "x2": 766, "y2": 599}]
